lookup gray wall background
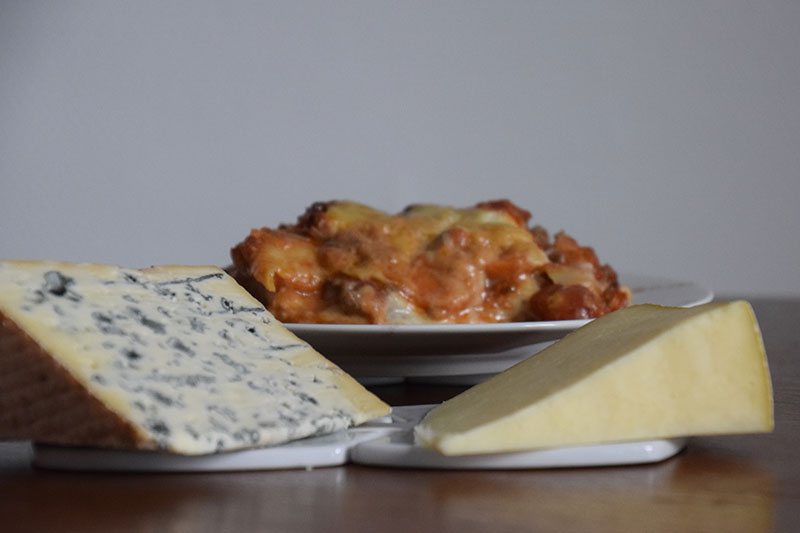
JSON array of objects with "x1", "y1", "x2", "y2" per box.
[{"x1": 1, "y1": 1, "x2": 798, "y2": 297}]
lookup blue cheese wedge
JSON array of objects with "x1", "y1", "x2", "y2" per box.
[
  {"x1": 415, "y1": 301, "x2": 774, "y2": 455},
  {"x1": 0, "y1": 261, "x2": 390, "y2": 455}
]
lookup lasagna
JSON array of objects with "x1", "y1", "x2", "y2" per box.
[{"x1": 230, "y1": 200, "x2": 631, "y2": 324}]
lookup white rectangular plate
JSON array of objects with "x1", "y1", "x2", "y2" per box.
[
  {"x1": 351, "y1": 405, "x2": 686, "y2": 470},
  {"x1": 32, "y1": 405, "x2": 686, "y2": 472}
]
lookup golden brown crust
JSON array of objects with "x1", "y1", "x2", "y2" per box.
[{"x1": 0, "y1": 310, "x2": 152, "y2": 449}]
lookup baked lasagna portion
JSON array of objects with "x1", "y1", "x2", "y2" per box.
[{"x1": 230, "y1": 200, "x2": 631, "y2": 324}]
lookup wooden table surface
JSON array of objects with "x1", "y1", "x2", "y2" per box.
[{"x1": 1, "y1": 297, "x2": 798, "y2": 532}]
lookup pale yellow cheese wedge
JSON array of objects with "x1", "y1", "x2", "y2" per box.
[{"x1": 415, "y1": 301, "x2": 773, "y2": 455}]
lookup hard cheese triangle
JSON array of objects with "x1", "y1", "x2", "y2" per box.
[
  {"x1": 415, "y1": 301, "x2": 773, "y2": 455},
  {"x1": 0, "y1": 261, "x2": 389, "y2": 455}
]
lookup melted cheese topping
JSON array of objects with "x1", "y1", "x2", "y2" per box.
[{"x1": 231, "y1": 200, "x2": 630, "y2": 324}]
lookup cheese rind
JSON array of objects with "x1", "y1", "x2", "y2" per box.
[
  {"x1": 0, "y1": 261, "x2": 390, "y2": 455},
  {"x1": 414, "y1": 301, "x2": 773, "y2": 455}
]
